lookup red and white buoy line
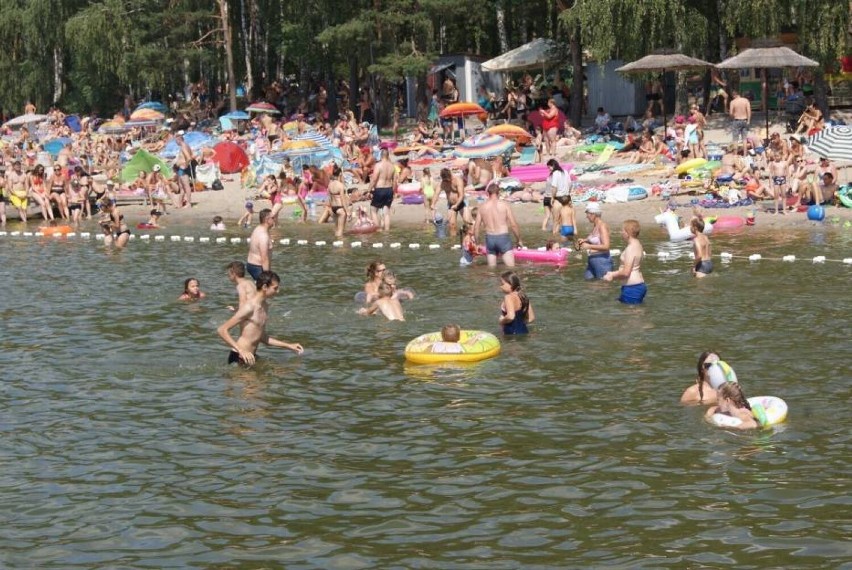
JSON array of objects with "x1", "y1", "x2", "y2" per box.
[{"x1": 1, "y1": 230, "x2": 850, "y2": 265}]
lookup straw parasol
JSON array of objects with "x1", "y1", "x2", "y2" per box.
[
  {"x1": 717, "y1": 43, "x2": 820, "y2": 141},
  {"x1": 616, "y1": 50, "x2": 715, "y2": 127}
]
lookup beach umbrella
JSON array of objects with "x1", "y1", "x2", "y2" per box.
[
  {"x1": 440, "y1": 102, "x2": 486, "y2": 118},
  {"x1": 213, "y1": 141, "x2": 250, "y2": 173},
  {"x1": 485, "y1": 123, "x2": 533, "y2": 143},
  {"x1": 806, "y1": 126, "x2": 852, "y2": 162},
  {"x1": 98, "y1": 120, "x2": 130, "y2": 134},
  {"x1": 222, "y1": 110, "x2": 250, "y2": 121},
  {"x1": 294, "y1": 131, "x2": 335, "y2": 149},
  {"x1": 120, "y1": 149, "x2": 173, "y2": 182},
  {"x1": 135, "y1": 101, "x2": 169, "y2": 114},
  {"x1": 130, "y1": 108, "x2": 165, "y2": 122},
  {"x1": 481, "y1": 38, "x2": 560, "y2": 72},
  {"x1": 717, "y1": 44, "x2": 819, "y2": 141},
  {"x1": 4, "y1": 113, "x2": 48, "y2": 128},
  {"x1": 245, "y1": 101, "x2": 281, "y2": 114},
  {"x1": 279, "y1": 145, "x2": 330, "y2": 169},
  {"x1": 281, "y1": 120, "x2": 300, "y2": 134},
  {"x1": 616, "y1": 50, "x2": 715, "y2": 128},
  {"x1": 281, "y1": 139, "x2": 320, "y2": 151},
  {"x1": 453, "y1": 133, "x2": 515, "y2": 159},
  {"x1": 125, "y1": 119, "x2": 161, "y2": 128}
]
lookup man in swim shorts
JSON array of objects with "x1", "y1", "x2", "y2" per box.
[
  {"x1": 246, "y1": 208, "x2": 274, "y2": 281},
  {"x1": 367, "y1": 149, "x2": 397, "y2": 231},
  {"x1": 690, "y1": 218, "x2": 713, "y2": 278},
  {"x1": 728, "y1": 91, "x2": 751, "y2": 155},
  {"x1": 7, "y1": 160, "x2": 28, "y2": 222},
  {"x1": 473, "y1": 182, "x2": 523, "y2": 267},
  {"x1": 767, "y1": 152, "x2": 789, "y2": 215},
  {"x1": 217, "y1": 271, "x2": 304, "y2": 366}
]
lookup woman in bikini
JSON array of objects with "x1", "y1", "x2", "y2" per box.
[
  {"x1": 28, "y1": 165, "x2": 54, "y2": 221},
  {"x1": 48, "y1": 165, "x2": 70, "y2": 220},
  {"x1": 327, "y1": 164, "x2": 349, "y2": 238}
]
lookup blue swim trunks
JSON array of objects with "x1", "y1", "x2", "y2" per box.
[
  {"x1": 560, "y1": 225, "x2": 575, "y2": 237},
  {"x1": 246, "y1": 262, "x2": 263, "y2": 281},
  {"x1": 485, "y1": 233, "x2": 514, "y2": 256},
  {"x1": 619, "y1": 282, "x2": 647, "y2": 304},
  {"x1": 584, "y1": 253, "x2": 613, "y2": 280}
]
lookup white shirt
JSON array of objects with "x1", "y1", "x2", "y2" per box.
[{"x1": 548, "y1": 169, "x2": 571, "y2": 197}]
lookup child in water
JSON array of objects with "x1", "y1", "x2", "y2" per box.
[
  {"x1": 498, "y1": 271, "x2": 534, "y2": 334},
  {"x1": 680, "y1": 351, "x2": 722, "y2": 404},
  {"x1": 358, "y1": 282, "x2": 405, "y2": 321},
  {"x1": 210, "y1": 215, "x2": 226, "y2": 231},
  {"x1": 460, "y1": 223, "x2": 478, "y2": 266},
  {"x1": 431, "y1": 323, "x2": 464, "y2": 353},
  {"x1": 691, "y1": 218, "x2": 712, "y2": 277},
  {"x1": 178, "y1": 278, "x2": 206, "y2": 301},
  {"x1": 705, "y1": 382, "x2": 766, "y2": 429},
  {"x1": 238, "y1": 201, "x2": 254, "y2": 228},
  {"x1": 382, "y1": 269, "x2": 415, "y2": 301},
  {"x1": 556, "y1": 195, "x2": 578, "y2": 249},
  {"x1": 143, "y1": 209, "x2": 162, "y2": 228}
]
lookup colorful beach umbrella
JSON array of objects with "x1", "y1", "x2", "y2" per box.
[
  {"x1": 130, "y1": 108, "x2": 165, "y2": 122},
  {"x1": 125, "y1": 119, "x2": 161, "y2": 128},
  {"x1": 440, "y1": 102, "x2": 486, "y2": 118},
  {"x1": 135, "y1": 101, "x2": 169, "y2": 114},
  {"x1": 222, "y1": 110, "x2": 250, "y2": 121},
  {"x1": 281, "y1": 120, "x2": 300, "y2": 133},
  {"x1": 294, "y1": 131, "x2": 335, "y2": 149},
  {"x1": 807, "y1": 126, "x2": 852, "y2": 162},
  {"x1": 453, "y1": 134, "x2": 515, "y2": 159},
  {"x1": 98, "y1": 120, "x2": 130, "y2": 134},
  {"x1": 281, "y1": 139, "x2": 320, "y2": 151},
  {"x1": 485, "y1": 124, "x2": 532, "y2": 143},
  {"x1": 245, "y1": 101, "x2": 281, "y2": 114}
]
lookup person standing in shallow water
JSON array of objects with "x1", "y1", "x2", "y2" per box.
[
  {"x1": 246, "y1": 208, "x2": 274, "y2": 281},
  {"x1": 603, "y1": 219, "x2": 646, "y2": 304},
  {"x1": 217, "y1": 271, "x2": 304, "y2": 366}
]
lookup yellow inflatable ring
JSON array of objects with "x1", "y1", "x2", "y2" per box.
[{"x1": 404, "y1": 330, "x2": 501, "y2": 364}]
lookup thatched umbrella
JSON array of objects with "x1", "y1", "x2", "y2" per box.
[
  {"x1": 616, "y1": 50, "x2": 715, "y2": 127},
  {"x1": 716, "y1": 45, "x2": 819, "y2": 141}
]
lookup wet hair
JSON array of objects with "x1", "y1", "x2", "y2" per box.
[
  {"x1": 382, "y1": 269, "x2": 396, "y2": 284},
  {"x1": 377, "y1": 282, "x2": 393, "y2": 298},
  {"x1": 459, "y1": 222, "x2": 472, "y2": 243},
  {"x1": 691, "y1": 218, "x2": 705, "y2": 233},
  {"x1": 366, "y1": 260, "x2": 385, "y2": 280},
  {"x1": 441, "y1": 323, "x2": 461, "y2": 342},
  {"x1": 226, "y1": 261, "x2": 245, "y2": 277},
  {"x1": 150, "y1": 209, "x2": 161, "y2": 216},
  {"x1": 256, "y1": 270, "x2": 280, "y2": 291},
  {"x1": 258, "y1": 208, "x2": 272, "y2": 224},
  {"x1": 719, "y1": 382, "x2": 751, "y2": 411},
  {"x1": 212, "y1": 215, "x2": 223, "y2": 224},
  {"x1": 546, "y1": 158, "x2": 563, "y2": 172},
  {"x1": 501, "y1": 270, "x2": 528, "y2": 306},
  {"x1": 183, "y1": 278, "x2": 199, "y2": 294},
  {"x1": 695, "y1": 351, "x2": 719, "y2": 402},
  {"x1": 622, "y1": 219, "x2": 640, "y2": 238}
]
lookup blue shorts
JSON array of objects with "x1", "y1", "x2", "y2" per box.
[
  {"x1": 485, "y1": 233, "x2": 513, "y2": 256},
  {"x1": 695, "y1": 260, "x2": 713, "y2": 274},
  {"x1": 619, "y1": 283, "x2": 647, "y2": 304},
  {"x1": 560, "y1": 225, "x2": 575, "y2": 237},
  {"x1": 584, "y1": 253, "x2": 613, "y2": 280},
  {"x1": 371, "y1": 187, "x2": 393, "y2": 209},
  {"x1": 246, "y1": 262, "x2": 263, "y2": 281}
]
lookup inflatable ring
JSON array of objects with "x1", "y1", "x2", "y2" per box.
[
  {"x1": 710, "y1": 216, "x2": 745, "y2": 231},
  {"x1": 39, "y1": 225, "x2": 73, "y2": 236},
  {"x1": 405, "y1": 330, "x2": 501, "y2": 364},
  {"x1": 710, "y1": 396, "x2": 788, "y2": 428},
  {"x1": 136, "y1": 222, "x2": 159, "y2": 230}
]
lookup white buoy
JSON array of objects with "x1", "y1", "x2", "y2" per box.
[
  {"x1": 66, "y1": 232, "x2": 76, "y2": 238},
  {"x1": 657, "y1": 251, "x2": 670, "y2": 260},
  {"x1": 170, "y1": 235, "x2": 181, "y2": 242},
  {"x1": 155, "y1": 235, "x2": 165, "y2": 241},
  {"x1": 843, "y1": 258, "x2": 852, "y2": 265},
  {"x1": 315, "y1": 240, "x2": 327, "y2": 246},
  {"x1": 812, "y1": 256, "x2": 826, "y2": 264},
  {"x1": 297, "y1": 239, "x2": 308, "y2": 245},
  {"x1": 80, "y1": 232, "x2": 91, "y2": 238},
  {"x1": 216, "y1": 237, "x2": 226, "y2": 244},
  {"x1": 409, "y1": 243, "x2": 421, "y2": 249},
  {"x1": 128, "y1": 234, "x2": 136, "y2": 240},
  {"x1": 372, "y1": 242, "x2": 383, "y2": 248},
  {"x1": 782, "y1": 255, "x2": 795, "y2": 262},
  {"x1": 332, "y1": 240, "x2": 344, "y2": 247},
  {"x1": 720, "y1": 252, "x2": 733, "y2": 261},
  {"x1": 52, "y1": 233, "x2": 63, "y2": 238},
  {"x1": 610, "y1": 248, "x2": 621, "y2": 257},
  {"x1": 0, "y1": 231, "x2": 6, "y2": 236},
  {"x1": 199, "y1": 237, "x2": 209, "y2": 243},
  {"x1": 24, "y1": 232, "x2": 34, "y2": 237},
  {"x1": 183, "y1": 236, "x2": 195, "y2": 242},
  {"x1": 230, "y1": 237, "x2": 241, "y2": 244},
  {"x1": 429, "y1": 244, "x2": 440, "y2": 249},
  {"x1": 280, "y1": 238, "x2": 290, "y2": 245},
  {"x1": 390, "y1": 242, "x2": 401, "y2": 249},
  {"x1": 95, "y1": 234, "x2": 104, "y2": 241},
  {"x1": 748, "y1": 254, "x2": 762, "y2": 261},
  {"x1": 140, "y1": 234, "x2": 150, "y2": 240},
  {"x1": 451, "y1": 244, "x2": 461, "y2": 250},
  {"x1": 10, "y1": 231, "x2": 21, "y2": 236},
  {"x1": 351, "y1": 241, "x2": 362, "y2": 248}
]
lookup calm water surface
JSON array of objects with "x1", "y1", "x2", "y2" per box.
[{"x1": 1, "y1": 221, "x2": 850, "y2": 568}]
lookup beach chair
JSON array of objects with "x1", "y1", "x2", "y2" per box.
[{"x1": 516, "y1": 146, "x2": 537, "y2": 166}]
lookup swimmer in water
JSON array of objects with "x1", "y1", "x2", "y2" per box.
[
  {"x1": 363, "y1": 260, "x2": 387, "y2": 303},
  {"x1": 691, "y1": 218, "x2": 712, "y2": 278},
  {"x1": 382, "y1": 269, "x2": 415, "y2": 301},
  {"x1": 358, "y1": 282, "x2": 405, "y2": 321},
  {"x1": 498, "y1": 271, "x2": 534, "y2": 335},
  {"x1": 705, "y1": 382, "x2": 764, "y2": 429},
  {"x1": 217, "y1": 270, "x2": 304, "y2": 366},
  {"x1": 603, "y1": 219, "x2": 646, "y2": 304},
  {"x1": 178, "y1": 278, "x2": 206, "y2": 301},
  {"x1": 680, "y1": 351, "x2": 722, "y2": 404}
]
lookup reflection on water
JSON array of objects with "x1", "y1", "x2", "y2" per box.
[{"x1": 0, "y1": 226, "x2": 850, "y2": 568}]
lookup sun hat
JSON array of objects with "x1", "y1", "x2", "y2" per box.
[{"x1": 585, "y1": 202, "x2": 602, "y2": 214}]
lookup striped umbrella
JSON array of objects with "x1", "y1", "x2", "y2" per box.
[
  {"x1": 125, "y1": 119, "x2": 161, "y2": 128},
  {"x1": 453, "y1": 134, "x2": 515, "y2": 159},
  {"x1": 295, "y1": 131, "x2": 335, "y2": 149},
  {"x1": 807, "y1": 126, "x2": 852, "y2": 162},
  {"x1": 440, "y1": 102, "x2": 486, "y2": 118},
  {"x1": 129, "y1": 108, "x2": 165, "y2": 122},
  {"x1": 222, "y1": 110, "x2": 251, "y2": 121},
  {"x1": 278, "y1": 145, "x2": 330, "y2": 169},
  {"x1": 486, "y1": 123, "x2": 533, "y2": 143},
  {"x1": 245, "y1": 101, "x2": 280, "y2": 114},
  {"x1": 281, "y1": 139, "x2": 320, "y2": 151},
  {"x1": 281, "y1": 120, "x2": 300, "y2": 134},
  {"x1": 98, "y1": 120, "x2": 130, "y2": 134}
]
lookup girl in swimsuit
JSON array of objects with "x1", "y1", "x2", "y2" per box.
[
  {"x1": 363, "y1": 260, "x2": 387, "y2": 304},
  {"x1": 100, "y1": 200, "x2": 131, "y2": 248},
  {"x1": 66, "y1": 180, "x2": 85, "y2": 224},
  {"x1": 705, "y1": 383, "x2": 764, "y2": 430},
  {"x1": 48, "y1": 166, "x2": 70, "y2": 220},
  {"x1": 498, "y1": 271, "x2": 534, "y2": 335},
  {"x1": 326, "y1": 165, "x2": 349, "y2": 238},
  {"x1": 680, "y1": 351, "x2": 723, "y2": 405},
  {"x1": 178, "y1": 278, "x2": 206, "y2": 301},
  {"x1": 28, "y1": 165, "x2": 54, "y2": 221},
  {"x1": 420, "y1": 168, "x2": 434, "y2": 223},
  {"x1": 297, "y1": 166, "x2": 313, "y2": 223}
]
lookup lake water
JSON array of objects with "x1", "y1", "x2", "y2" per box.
[{"x1": 1, "y1": 222, "x2": 850, "y2": 568}]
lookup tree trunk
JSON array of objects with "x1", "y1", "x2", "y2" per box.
[
  {"x1": 240, "y1": 0, "x2": 253, "y2": 98},
  {"x1": 53, "y1": 46, "x2": 63, "y2": 104},
  {"x1": 569, "y1": 25, "x2": 583, "y2": 126},
  {"x1": 496, "y1": 2, "x2": 508, "y2": 53},
  {"x1": 217, "y1": 0, "x2": 238, "y2": 112}
]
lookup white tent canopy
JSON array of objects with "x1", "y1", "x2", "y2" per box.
[{"x1": 481, "y1": 38, "x2": 560, "y2": 72}]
